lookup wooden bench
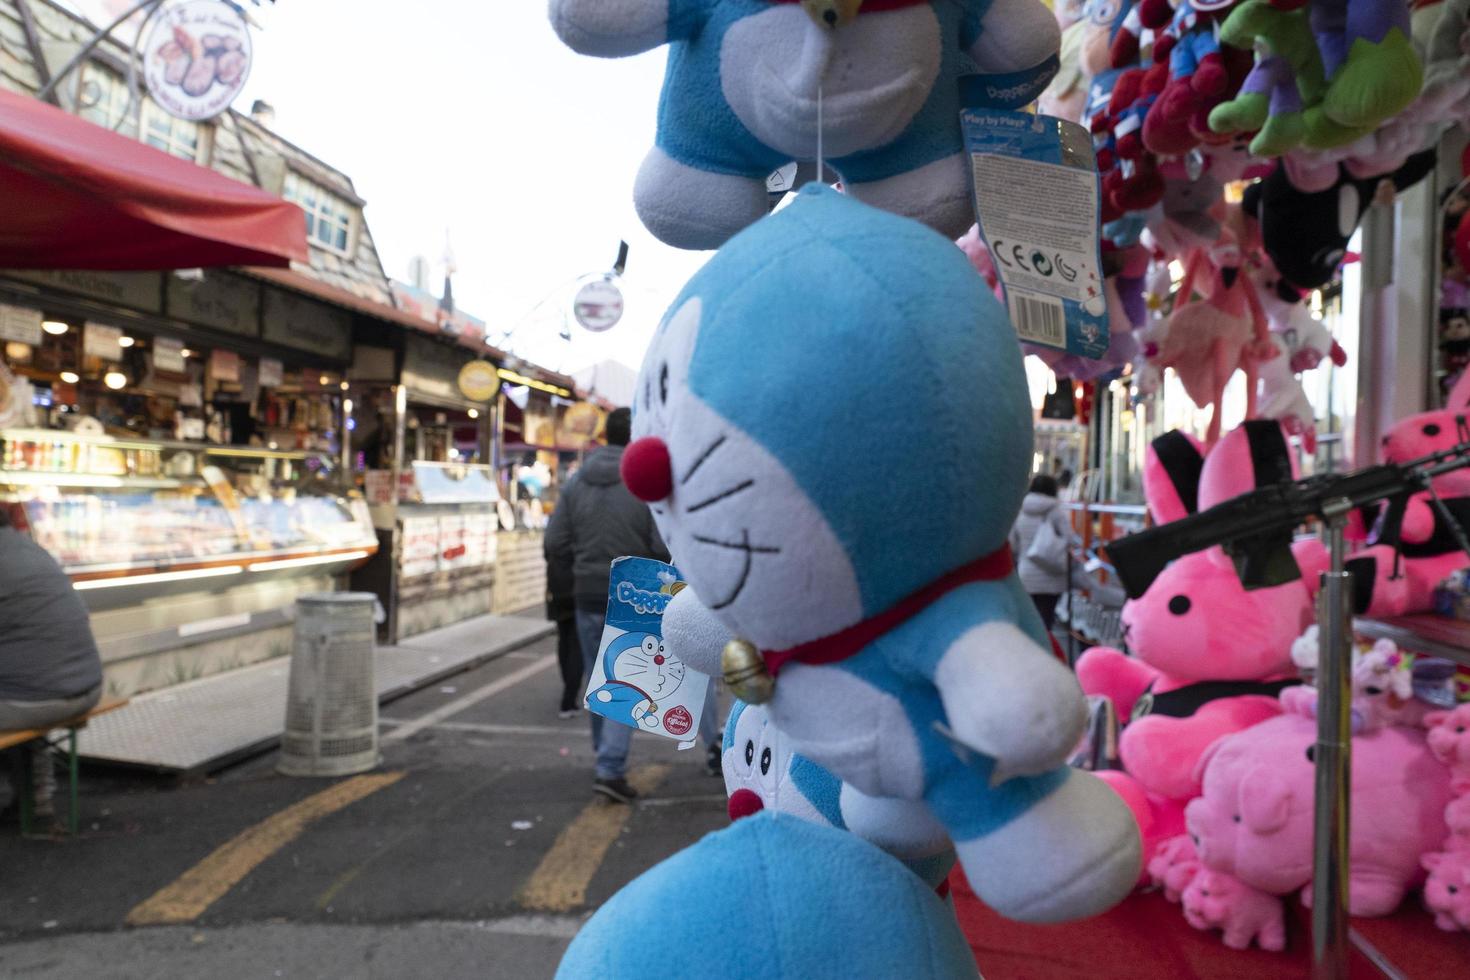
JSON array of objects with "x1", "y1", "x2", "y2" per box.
[{"x1": 1, "y1": 696, "x2": 128, "y2": 836}]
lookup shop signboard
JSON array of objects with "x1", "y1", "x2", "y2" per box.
[
  {"x1": 153, "y1": 336, "x2": 187, "y2": 374},
  {"x1": 457, "y1": 360, "x2": 499, "y2": 402},
  {"x1": 402, "y1": 334, "x2": 472, "y2": 404},
  {"x1": 573, "y1": 278, "x2": 623, "y2": 332},
  {"x1": 0, "y1": 269, "x2": 162, "y2": 314},
  {"x1": 364, "y1": 470, "x2": 394, "y2": 507},
  {"x1": 83, "y1": 322, "x2": 124, "y2": 361},
  {"x1": 258, "y1": 357, "x2": 283, "y2": 388},
  {"x1": 462, "y1": 511, "x2": 495, "y2": 568},
  {"x1": 261, "y1": 289, "x2": 351, "y2": 361},
  {"x1": 399, "y1": 515, "x2": 441, "y2": 579},
  {"x1": 166, "y1": 271, "x2": 259, "y2": 337},
  {"x1": 0, "y1": 303, "x2": 42, "y2": 346},
  {"x1": 209, "y1": 348, "x2": 240, "y2": 383},
  {"x1": 143, "y1": 0, "x2": 253, "y2": 123}
]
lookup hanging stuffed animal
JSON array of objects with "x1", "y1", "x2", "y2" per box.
[
  {"x1": 722, "y1": 700, "x2": 958, "y2": 890},
  {"x1": 548, "y1": 0, "x2": 1062, "y2": 249},
  {"x1": 625, "y1": 185, "x2": 1140, "y2": 923},
  {"x1": 1148, "y1": 234, "x2": 1275, "y2": 443},
  {"x1": 556, "y1": 813, "x2": 981, "y2": 979},
  {"x1": 1292, "y1": 0, "x2": 1426, "y2": 134}
]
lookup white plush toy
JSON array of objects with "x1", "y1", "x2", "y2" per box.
[
  {"x1": 548, "y1": 0, "x2": 1062, "y2": 249},
  {"x1": 622, "y1": 185, "x2": 1140, "y2": 923}
]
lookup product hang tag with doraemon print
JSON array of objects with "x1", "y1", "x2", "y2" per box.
[
  {"x1": 959, "y1": 71, "x2": 1109, "y2": 360},
  {"x1": 586, "y1": 557, "x2": 709, "y2": 747}
]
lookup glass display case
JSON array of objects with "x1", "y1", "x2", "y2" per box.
[{"x1": 0, "y1": 428, "x2": 377, "y2": 583}]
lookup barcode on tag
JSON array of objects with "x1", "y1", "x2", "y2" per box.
[{"x1": 1009, "y1": 293, "x2": 1066, "y2": 346}]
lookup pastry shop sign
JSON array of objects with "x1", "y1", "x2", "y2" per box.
[
  {"x1": 143, "y1": 1, "x2": 252, "y2": 122},
  {"x1": 573, "y1": 278, "x2": 623, "y2": 333}
]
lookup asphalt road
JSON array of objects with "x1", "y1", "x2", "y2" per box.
[{"x1": 0, "y1": 635, "x2": 730, "y2": 979}]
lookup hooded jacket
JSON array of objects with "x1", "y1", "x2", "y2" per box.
[
  {"x1": 0, "y1": 527, "x2": 103, "y2": 701},
  {"x1": 545, "y1": 444, "x2": 670, "y2": 603},
  {"x1": 1009, "y1": 492, "x2": 1071, "y2": 596}
]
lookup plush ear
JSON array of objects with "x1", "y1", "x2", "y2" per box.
[
  {"x1": 1237, "y1": 765, "x2": 1293, "y2": 834},
  {"x1": 1146, "y1": 430, "x2": 1205, "y2": 524},
  {"x1": 1422, "y1": 851, "x2": 1446, "y2": 873},
  {"x1": 1199, "y1": 420, "x2": 1296, "y2": 509},
  {"x1": 1423, "y1": 710, "x2": 1450, "y2": 731},
  {"x1": 1191, "y1": 733, "x2": 1232, "y2": 787}
]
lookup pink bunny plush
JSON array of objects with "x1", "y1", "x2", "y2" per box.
[
  {"x1": 1181, "y1": 869, "x2": 1287, "y2": 952},
  {"x1": 1186, "y1": 701, "x2": 1453, "y2": 918},
  {"x1": 1422, "y1": 849, "x2": 1470, "y2": 932},
  {"x1": 1148, "y1": 833, "x2": 1202, "y2": 903},
  {"x1": 1080, "y1": 422, "x2": 1318, "y2": 873},
  {"x1": 1349, "y1": 371, "x2": 1470, "y2": 617}
]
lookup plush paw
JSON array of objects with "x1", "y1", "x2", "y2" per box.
[
  {"x1": 1251, "y1": 110, "x2": 1306, "y2": 158},
  {"x1": 634, "y1": 147, "x2": 771, "y2": 250},
  {"x1": 1322, "y1": 30, "x2": 1424, "y2": 129},
  {"x1": 1208, "y1": 93, "x2": 1269, "y2": 137},
  {"x1": 955, "y1": 769, "x2": 1141, "y2": 923}
]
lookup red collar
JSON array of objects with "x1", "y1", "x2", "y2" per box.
[
  {"x1": 768, "y1": 0, "x2": 932, "y2": 11},
  {"x1": 762, "y1": 547, "x2": 1016, "y2": 676}
]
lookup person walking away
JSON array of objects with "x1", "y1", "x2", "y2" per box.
[
  {"x1": 1010, "y1": 474, "x2": 1071, "y2": 630},
  {"x1": 0, "y1": 508, "x2": 103, "y2": 829},
  {"x1": 545, "y1": 527, "x2": 582, "y2": 719},
  {"x1": 545, "y1": 408, "x2": 675, "y2": 803}
]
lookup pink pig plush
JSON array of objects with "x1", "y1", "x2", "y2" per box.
[
  {"x1": 1181, "y1": 869, "x2": 1287, "y2": 951},
  {"x1": 1148, "y1": 834, "x2": 1202, "y2": 903},
  {"x1": 1422, "y1": 849, "x2": 1470, "y2": 932},
  {"x1": 1186, "y1": 706, "x2": 1453, "y2": 917},
  {"x1": 1079, "y1": 422, "x2": 1317, "y2": 872}
]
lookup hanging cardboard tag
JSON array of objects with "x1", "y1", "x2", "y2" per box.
[
  {"x1": 959, "y1": 71, "x2": 1108, "y2": 360},
  {"x1": 586, "y1": 557, "x2": 710, "y2": 747}
]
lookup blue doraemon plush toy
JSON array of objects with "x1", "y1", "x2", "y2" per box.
[
  {"x1": 548, "y1": 0, "x2": 1062, "y2": 249},
  {"x1": 723, "y1": 700, "x2": 957, "y2": 891},
  {"x1": 557, "y1": 812, "x2": 980, "y2": 980},
  {"x1": 619, "y1": 185, "x2": 1140, "y2": 923},
  {"x1": 586, "y1": 631, "x2": 686, "y2": 730}
]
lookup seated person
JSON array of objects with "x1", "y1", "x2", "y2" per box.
[{"x1": 0, "y1": 507, "x2": 103, "y2": 825}]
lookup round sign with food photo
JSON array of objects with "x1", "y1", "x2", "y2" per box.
[{"x1": 143, "y1": 0, "x2": 252, "y2": 122}]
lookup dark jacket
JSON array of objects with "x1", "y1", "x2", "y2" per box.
[
  {"x1": 544, "y1": 445, "x2": 669, "y2": 604},
  {"x1": 0, "y1": 527, "x2": 103, "y2": 701}
]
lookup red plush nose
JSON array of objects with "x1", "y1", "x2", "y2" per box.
[
  {"x1": 654, "y1": 655, "x2": 665, "y2": 665},
  {"x1": 621, "y1": 437, "x2": 674, "y2": 502},
  {"x1": 728, "y1": 788, "x2": 764, "y2": 821}
]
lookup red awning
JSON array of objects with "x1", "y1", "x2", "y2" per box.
[{"x1": 0, "y1": 88, "x2": 308, "y2": 270}]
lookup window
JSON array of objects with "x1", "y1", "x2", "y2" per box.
[
  {"x1": 283, "y1": 172, "x2": 355, "y2": 253},
  {"x1": 76, "y1": 67, "x2": 132, "y2": 132},
  {"x1": 141, "y1": 100, "x2": 207, "y2": 162}
]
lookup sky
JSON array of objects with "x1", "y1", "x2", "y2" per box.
[{"x1": 74, "y1": 0, "x2": 715, "y2": 376}]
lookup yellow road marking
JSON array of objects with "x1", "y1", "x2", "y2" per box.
[
  {"x1": 517, "y1": 764, "x2": 670, "y2": 913},
  {"x1": 127, "y1": 772, "x2": 404, "y2": 926}
]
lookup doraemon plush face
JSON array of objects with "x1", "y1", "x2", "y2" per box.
[
  {"x1": 549, "y1": 0, "x2": 1063, "y2": 249},
  {"x1": 622, "y1": 186, "x2": 1034, "y2": 652},
  {"x1": 724, "y1": 700, "x2": 842, "y2": 825}
]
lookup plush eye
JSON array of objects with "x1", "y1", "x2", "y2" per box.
[
  {"x1": 1168, "y1": 595, "x2": 1191, "y2": 616},
  {"x1": 1457, "y1": 725, "x2": 1466, "y2": 734},
  {"x1": 1450, "y1": 885, "x2": 1460, "y2": 895},
  {"x1": 659, "y1": 363, "x2": 669, "y2": 405},
  {"x1": 760, "y1": 746, "x2": 772, "y2": 776},
  {"x1": 1306, "y1": 745, "x2": 1316, "y2": 763},
  {"x1": 1424, "y1": 423, "x2": 1442, "y2": 437},
  {"x1": 744, "y1": 740, "x2": 755, "y2": 767},
  {"x1": 1232, "y1": 814, "x2": 1241, "y2": 823}
]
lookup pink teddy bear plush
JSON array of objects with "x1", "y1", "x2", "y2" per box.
[
  {"x1": 1445, "y1": 794, "x2": 1470, "y2": 852},
  {"x1": 1422, "y1": 849, "x2": 1470, "y2": 932},
  {"x1": 1181, "y1": 869, "x2": 1287, "y2": 952},
  {"x1": 1148, "y1": 833, "x2": 1202, "y2": 902},
  {"x1": 1425, "y1": 703, "x2": 1470, "y2": 789}
]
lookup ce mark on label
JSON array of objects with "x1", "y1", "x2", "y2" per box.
[{"x1": 992, "y1": 240, "x2": 1078, "y2": 282}]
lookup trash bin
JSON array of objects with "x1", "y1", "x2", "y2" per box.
[{"x1": 278, "y1": 592, "x2": 379, "y2": 777}]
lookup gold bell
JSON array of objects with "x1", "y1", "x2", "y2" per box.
[
  {"x1": 800, "y1": 0, "x2": 863, "y2": 29},
  {"x1": 722, "y1": 638, "x2": 775, "y2": 704}
]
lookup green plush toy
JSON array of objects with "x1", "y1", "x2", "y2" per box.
[{"x1": 1208, "y1": 1, "x2": 1326, "y2": 155}]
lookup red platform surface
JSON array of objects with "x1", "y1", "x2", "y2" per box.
[{"x1": 950, "y1": 872, "x2": 1470, "y2": 979}]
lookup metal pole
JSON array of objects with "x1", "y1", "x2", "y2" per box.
[
  {"x1": 387, "y1": 384, "x2": 408, "y2": 645},
  {"x1": 35, "y1": 0, "x2": 164, "y2": 103},
  {"x1": 1312, "y1": 512, "x2": 1354, "y2": 979}
]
